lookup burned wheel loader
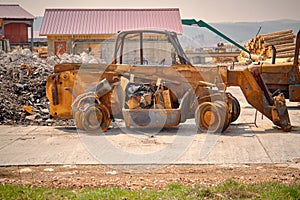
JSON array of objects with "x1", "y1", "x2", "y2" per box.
[{"x1": 46, "y1": 30, "x2": 293, "y2": 133}]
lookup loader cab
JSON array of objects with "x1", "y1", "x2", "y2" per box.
[{"x1": 112, "y1": 30, "x2": 191, "y2": 66}]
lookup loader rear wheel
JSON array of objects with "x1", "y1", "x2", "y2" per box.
[
  {"x1": 81, "y1": 104, "x2": 111, "y2": 133},
  {"x1": 226, "y1": 93, "x2": 240, "y2": 123},
  {"x1": 195, "y1": 101, "x2": 226, "y2": 133}
]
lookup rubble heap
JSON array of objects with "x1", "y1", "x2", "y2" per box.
[
  {"x1": 0, "y1": 49, "x2": 103, "y2": 126},
  {"x1": 46, "y1": 51, "x2": 104, "y2": 66}
]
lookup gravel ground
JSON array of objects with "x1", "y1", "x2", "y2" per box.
[{"x1": 1, "y1": 164, "x2": 300, "y2": 190}]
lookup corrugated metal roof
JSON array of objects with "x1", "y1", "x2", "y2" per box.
[
  {"x1": 0, "y1": 4, "x2": 35, "y2": 19},
  {"x1": 40, "y1": 8, "x2": 183, "y2": 35}
]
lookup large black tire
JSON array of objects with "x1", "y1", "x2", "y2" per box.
[{"x1": 226, "y1": 93, "x2": 241, "y2": 123}]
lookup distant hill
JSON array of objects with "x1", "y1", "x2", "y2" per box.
[
  {"x1": 33, "y1": 17, "x2": 300, "y2": 48},
  {"x1": 181, "y1": 19, "x2": 300, "y2": 49}
]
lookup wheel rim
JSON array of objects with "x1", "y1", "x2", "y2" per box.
[
  {"x1": 86, "y1": 107, "x2": 103, "y2": 128},
  {"x1": 81, "y1": 104, "x2": 111, "y2": 133},
  {"x1": 203, "y1": 110, "x2": 216, "y2": 126},
  {"x1": 195, "y1": 102, "x2": 225, "y2": 133}
]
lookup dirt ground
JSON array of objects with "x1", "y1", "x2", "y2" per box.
[{"x1": 1, "y1": 164, "x2": 300, "y2": 190}]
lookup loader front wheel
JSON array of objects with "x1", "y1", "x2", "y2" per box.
[
  {"x1": 195, "y1": 101, "x2": 226, "y2": 133},
  {"x1": 81, "y1": 104, "x2": 111, "y2": 133}
]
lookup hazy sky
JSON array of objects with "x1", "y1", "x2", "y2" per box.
[{"x1": 1, "y1": 0, "x2": 300, "y2": 22}]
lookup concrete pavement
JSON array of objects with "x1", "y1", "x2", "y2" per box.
[{"x1": 0, "y1": 87, "x2": 299, "y2": 166}]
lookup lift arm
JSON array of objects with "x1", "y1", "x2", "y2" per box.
[
  {"x1": 226, "y1": 66, "x2": 291, "y2": 131},
  {"x1": 182, "y1": 19, "x2": 251, "y2": 56}
]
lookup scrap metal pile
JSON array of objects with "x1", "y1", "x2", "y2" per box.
[
  {"x1": 0, "y1": 49, "x2": 102, "y2": 126},
  {"x1": 244, "y1": 29, "x2": 296, "y2": 59}
]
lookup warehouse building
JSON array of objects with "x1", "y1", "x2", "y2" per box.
[
  {"x1": 0, "y1": 4, "x2": 35, "y2": 50},
  {"x1": 39, "y1": 8, "x2": 183, "y2": 61}
]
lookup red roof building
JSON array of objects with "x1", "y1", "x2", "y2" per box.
[
  {"x1": 39, "y1": 8, "x2": 182, "y2": 57},
  {"x1": 0, "y1": 4, "x2": 35, "y2": 49},
  {"x1": 40, "y1": 8, "x2": 182, "y2": 35}
]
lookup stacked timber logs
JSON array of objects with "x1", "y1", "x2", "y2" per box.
[{"x1": 245, "y1": 30, "x2": 296, "y2": 59}]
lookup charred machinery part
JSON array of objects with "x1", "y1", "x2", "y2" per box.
[
  {"x1": 195, "y1": 82, "x2": 225, "y2": 105},
  {"x1": 272, "y1": 89, "x2": 281, "y2": 97},
  {"x1": 122, "y1": 87, "x2": 187, "y2": 129},
  {"x1": 72, "y1": 79, "x2": 113, "y2": 133},
  {"x1": 228, "y1": 65, "x2": 292, "y2": 131},
  {"x1": 87, "y1": 78, "x2": 113, "y2": 98},
  {"x1": 195, "y1": 100, "x2": 228, "y2": 133},
  {"x1": 124, "y1": 82, "x2": 179, "y2": 110},
  {"x1": 125, "y1": 82, "x2": 155, "y2": 109},
  {"x1": 194, "y1": 76, "x2": 240, "y2": 133},
  {"x1": 50, "y1": 76, "x2": 59, "y2": 105},
  {"x1": 272, "y1": 93, "x2": 292, "y2": 132},
  {"x1": 250, "y1": 67, "x2": 291, "y2": 131},
  {"x1": 254, "y1": 110, "x2": 258, "y2": 128},
  {"x1": 225, "y1": 92, "x2": 240, "y2": 123},
  {"x1": 250, "y1": 67, "x2": 274, "y2": 105},
  {"x1": 73, "y1": 94, "x2": 111, "y2": 133},
  {"x1": 122, "y1": 81, "x2": 181, "y2": 128},
  {"x1": 179, "y1": 89, "x2": 195, "y2": 123},
  {"x1": 194, "y1": 91, "x2": 240, "y2": 133}
]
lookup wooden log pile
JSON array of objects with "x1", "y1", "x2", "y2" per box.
[
  {"x1": 245, "y1": 30, "x2": 296, "y2": 59},
  {"x1": 33, "y1": 47, "x2": 48, "y2": 59}
]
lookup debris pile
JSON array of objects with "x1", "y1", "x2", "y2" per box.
[
  {"x1": 33, "y1": 47, "x2": 48, "y2": 59},
  {"x1": 245, "y1": 29, "x2": 296, "y2": 59},
  {"x1": 0, "y1": 49, "x2": 103, "y2": 126},
  {"x1": 46, "y1": 52, "x2": 104, "y2": 66}
]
